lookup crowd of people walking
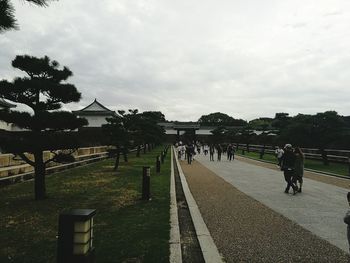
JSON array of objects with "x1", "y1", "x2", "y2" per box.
[
  {"x1": 175, "y1": 140, "x2": 350, "y2": 252},
  {"x1": 175, "y1": 141, "x2": 236, "y2": 164},
  {"x1": 176, "y1": 141, "x2": 305, "y2": 196}
]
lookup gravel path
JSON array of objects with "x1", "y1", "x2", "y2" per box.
[{"x1": 180, "y1": 159, "x2": 350, "y2": 262}]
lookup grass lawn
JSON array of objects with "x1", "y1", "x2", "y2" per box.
[
  {"x1": 0, "y1": 147, "x2": 171, "y2": 263},
  {"x1": 237, "y1": 151, "x2": 349, "y2": 177}
]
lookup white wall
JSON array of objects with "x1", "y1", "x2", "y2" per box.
[
  {"x1": 164, "y1": 128, "x2": 213, "y2": 135},
  {"x1": 84, "y1": 116, "x2": 109, "y2": 127},
  {"x1": 165, "y1": 129, "x2": 185, "y2": 135},
  {"x1": 0, "y1": 120, "x2": 12, "y2": 131}
]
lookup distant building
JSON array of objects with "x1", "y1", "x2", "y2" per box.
[
  {"x1": 0, "y1": 98, "x2": 16, "y2": 131},
  {"x1": 72, "y1": 99, "x2": 116, "y2": 128},
  {"x1": 158, "y1": 122, "x2": 243, "y2": 142}
]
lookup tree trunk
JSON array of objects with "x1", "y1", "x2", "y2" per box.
[
  {"x1": 114, "y1": 151, "x2": 120, "y2": 171},
  {"x1": 34, "y1": 151, "x2": 46, "y2": 200},
  {"x1": 143, "y1": 143, "x2": 147, "y2": 154},
  {"x1": 123, "y1": 148, "x2": 128, "y2": 162},
  {"x1": 136, "y1": 145, "x2": 141, "y2": 157}
]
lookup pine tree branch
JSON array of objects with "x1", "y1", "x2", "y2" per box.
[
  {"x1": 25, "y1": 0, "x2": 50, "y2": 7},
  {"x1": 44, "y1": 149, "x2": 76, "y2": 165},
  {"x1": 15, "y1": 153, "x2": 35, "y2": 166}
]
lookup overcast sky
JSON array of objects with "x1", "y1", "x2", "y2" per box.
[{"x1": 1, "y1": 0, "x2": 350, "y2": 121}]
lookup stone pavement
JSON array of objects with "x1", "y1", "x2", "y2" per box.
[{"x1": 180, "y1": 154, "x2": 350, "y2": 262}]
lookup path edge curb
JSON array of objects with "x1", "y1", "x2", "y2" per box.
[
  {"x1": 173, "y1": 147, "x2": 224, "y2": 263},
  {"x1": 170, "y1": 148, "x2": 182, "y2": 263}
]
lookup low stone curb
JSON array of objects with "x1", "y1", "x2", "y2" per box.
[
  {"x1": 169, "y1": 148, "x2": 182, "y2": 263},
  {"x1": 174, "y1": 149, "x2": 224, "y2": 263}
]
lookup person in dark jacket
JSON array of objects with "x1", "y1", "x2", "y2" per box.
[
  {"x1": 216, "y1": 144, "x2": 222, "y2": 161},
  {"x1": 344, "y1": 192, "x2": 350, "y2": 252},
  {"x1": 293, "y1": 147, "x2": 304, "y2": 193},
  {"x1": 186, "y1": 143, "x2": 194, "y2": 164},
  {"x1": 227, "y1": 144, "x2": 233, "y2": 161},
  {"x1": 281, "y1": 144, "x2": 298, "y2": 195},
  {"x1": 209, "y1": 144, "x2": 215, "y2": 161}
]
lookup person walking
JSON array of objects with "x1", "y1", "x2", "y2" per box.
[
  {"x1": 281, "y1": 144, "x2": 298, "y2": 195},
  {"x1": 275, "y1": 146, "x2": 284, "y2": 167},
  {"x1": 227, "y1": 144, "x2": 233, "y2": 161},
  {"x1": 203, "y1": 144, "x2": 209, "y2": 156},
  {"x1": 177, "y1": 144, "x2": 182, "y2": 159},
  {"x1": 209, "y1": 144, "x2": 215, "y2": 161},
  {"x1": 196, "y1": 143, "x2": 201, "y2": 154},
  {"x1": 344, "y1": 192, "x2": 350, "y2": 252},
  {"x1": 293, "y1": 147, "x2": 304, "y2": 193},
  {"x1": 186, "y1": 143, "x2": 194, "y2": 164},
  {"x1": 217, "y1": 144, "x2": 222, "y2": 161}
]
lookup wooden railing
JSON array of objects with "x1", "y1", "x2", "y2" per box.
[
  {"x1": 0, "y1": 144, "x2": 155, "y2": 184},
  {"x1": 233, "y1": 143, "x2": 350, "y2": 164},
  {"x1": 0, "y1": 146, "x2": 110, "y2": 181}
]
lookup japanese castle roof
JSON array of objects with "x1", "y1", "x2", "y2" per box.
[
  {"x1": 72, "y1": 99, "x2": 116, "y2": 116},
  {"x1": 0, "y1": 98, "x2": 16, "y2": 108}
]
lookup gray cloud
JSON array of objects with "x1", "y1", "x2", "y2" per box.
[{"x1": 1, "y1": 0, "x2": 350, "y2": 121}]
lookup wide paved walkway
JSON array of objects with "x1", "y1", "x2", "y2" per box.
[
  {"x1": 195, "y1": 154, "x2": 349, "y2": 252},
  {"x1": 180, "y1": 154, "x2": 350, "y2": 262}
]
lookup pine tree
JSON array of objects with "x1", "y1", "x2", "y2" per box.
[
  {"x1": 0, "y1": 55, "x2": 87, "y2": 200},
  {"x1": 0, "y1": 0, "x2": 51, "y2": 32},
  {"x1": 103, "y1": 110, "x2": 165, "y2": 172}
]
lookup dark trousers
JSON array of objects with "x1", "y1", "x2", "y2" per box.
[
  {"x1": 210, "y1": 153, "x2": 214, "y2": 161},
  {"x1": 187, "y1": 154, "x2": 192, "y2": 164},
  {"x1": 217, "y1": 153, "x2": 221, "y2": 161},
  {"x1": 278, "y1": 157, "x2": 283, "y2": 166},
  {"x1": 284, "y1": 170, "x2": 297, "y2": 191},
  {"x1": 293, "y1": 175, "x2": 303, "y2": 185}
]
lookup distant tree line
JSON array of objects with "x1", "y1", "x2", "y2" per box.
[
  {"x1": 198, "y1": 112, "x2": 247, "y2": 127},
  {"x1": 203, "y1": 111, "x2": 350, "y2": 150}
]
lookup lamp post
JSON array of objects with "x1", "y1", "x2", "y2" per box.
[
  {"x1": 156, "y1": 155, "x2": 161, "y2": 173},
  {"x1": 142, "y1": 166, "x2": 151, "y2": 200},
  {"x1": 161, "y1": 152, "x2": 164, "y2": 164},
  {"x1": 57, "y1": 209, "x2": 96, "y2": 263}
]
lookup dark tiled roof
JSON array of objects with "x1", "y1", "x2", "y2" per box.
[
  {"x1": 74, "y1": 111, "x2": 116, "y2": 116},
  {"x1": 0, "y1": 98, "x2": 16, "y2": 108},
  {"x1": 72, "y1": 99, "x2": 115, "y2": 113}
]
